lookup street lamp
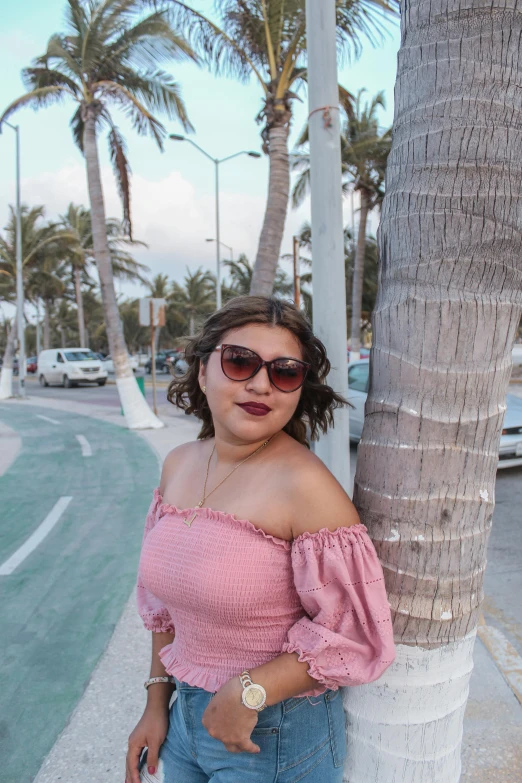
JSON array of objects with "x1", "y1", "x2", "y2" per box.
[
  {"x1": 0, "y1": 120, "x2": 25, "y2": 397},
  {"x1": 169, "y1": 134, "x2": 261, "y2": 309},
  {"x1": 206, "y1": 238, "x2": 234, "y2": 263}
]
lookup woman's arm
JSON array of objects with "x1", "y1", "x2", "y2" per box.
[{"x1": 145, "y1": 631, "x2": 176, "y2": 711}]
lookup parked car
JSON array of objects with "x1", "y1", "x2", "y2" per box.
[
  {"x1": 38, "y1": 348, "x2": 108, "y2": 388},
  {"x1": 102, "y1": 354, "x2": 139, "y2": 373},
  {"x1": 347, "y1": 346, "x2": 370, "y2": 362},
  {"x1": 26, "y1": 356, "x2": 38, "y2": 373},
  {"x1": 145, "y1": 350, "x2": 180, "y2": 374},
  {"x1": 172, "y1": 357, "x2": 188, "y2": 375},
  {"x1": 347, "y1": 358, "x2": 522, "y2": 469}
]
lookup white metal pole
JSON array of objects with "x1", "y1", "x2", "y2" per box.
[
  {"x1": 305, "y1": 0, "x2": 350, "y2": 492},
  {"x1": 14, "y1": 125, "x2": 25, "y2": 397},
  {"x1": 215, "y1": 160, "x2": 222, "y2": 310}
]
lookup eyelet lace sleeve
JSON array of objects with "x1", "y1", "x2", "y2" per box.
[
  {"x1": 136, "y1": 491, "x2": 175, "y2": 634},
  {"x1": 282, "y1": 525, "x2": 395, "y2": 695}
]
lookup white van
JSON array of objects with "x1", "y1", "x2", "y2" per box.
[{"x1": 38, "y1": 348, "x2": 108, "y2": 388}]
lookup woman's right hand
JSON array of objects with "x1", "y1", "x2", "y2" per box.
[{"x1": 126, "y1": 705, "x2": 169, "y2": 783}]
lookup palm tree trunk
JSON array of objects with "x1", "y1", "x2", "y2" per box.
[
  {"x1": 43, "y1": 300, "x2": 51, "y2": 349},
  {"x1": 0, "y1": 317, "x2": 16, "y2": 400},
  {"x1": 349, "y1": 191, "x2": 370, "y2": 360},
  {"x1": 189, "y1": 313, "x2": 195, "y2": 336},
  {"x1": 83, "y1": 109, "x2": 162, "y2": 429},
  {"x1": 250, "y1": 124, "x2": 290, "y2": 296},
  {"x1": 74, "y1": 267, "x2": 87, "y2": 347},
  {"x1": 343, "y1": 1, "x2": 520, "y2": 780}
]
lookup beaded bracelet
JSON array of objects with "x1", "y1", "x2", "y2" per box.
[{"x1": 144, "y1": 676, "x2": 176, "y2": 690}]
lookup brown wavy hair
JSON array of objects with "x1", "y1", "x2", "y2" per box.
[{"x1": 167, "y1": 296, "x2": 347, "y2": 446}]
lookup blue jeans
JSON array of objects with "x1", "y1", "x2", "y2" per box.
[{"x1": 141, "y1": 679, "x2": 347, "y2": 782}]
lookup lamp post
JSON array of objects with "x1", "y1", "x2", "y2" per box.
[
  {"x1": 206, "y1": 238, "x2": 234, "y2": 263},
  {"x1": 169, "y1": 135, "x2": 260, "y2": 310},
  {"x1": 0, "y1": 120, "x2": 25, "y2": 397}
]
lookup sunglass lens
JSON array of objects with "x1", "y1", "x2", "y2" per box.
[
  {"x1": 222, "y1": 347, "x2": 260, "y2": 381},
  {"x1": 271, "y1": 360, "x2": 307, "y2": 392}
]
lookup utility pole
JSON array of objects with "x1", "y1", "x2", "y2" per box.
[{"x1": 305, "y1": 0, "x2": 350, "y2": 492}]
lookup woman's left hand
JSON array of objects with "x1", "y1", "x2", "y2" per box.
[{"x1": 201, "y1": 677, "x2": 261, "y2": 754}]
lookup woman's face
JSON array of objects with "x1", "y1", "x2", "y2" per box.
[{"x1": 199, "y1": 323, "x2": 304, "y2": 444}]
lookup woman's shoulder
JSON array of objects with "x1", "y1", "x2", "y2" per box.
[
  {"x1": 159, "y1": 439, "x2": 209, "y2": 493},
  {"x1": 278, "y1": 437, "x2": 360, "y2": 539}
]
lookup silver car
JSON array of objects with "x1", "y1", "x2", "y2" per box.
[{"x1": 348, "y1": 358, "x2": 522, "y2": 469}]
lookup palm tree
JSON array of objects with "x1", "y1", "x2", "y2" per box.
[
  {"x1": 291, "y1": 220, "x2": 378, "y2": 329},
  {"x1": 147, "y1": 273, "x2": 170, "y2": 349},
  {"x1": 1, "y1": 0, "x2": 196, "y2": 428},
  {"x1": 344, "y1": 1, "x2": 521, "y2": 780},
  {"x1": 0, "y1": 205, "x2": 74, "y2": 398},
  {"x1": 169, "y1": 267, "x2": 215, "y2": 336},
  {"x1": 59, "y1": 204, "x2": 92, "y2": 347},
  {"x1": 223, "y1": 253, "x2": 292, "y2": 299},
  {"x1": 293, "y1": 89, "x2": 391, "y2": 358},
  {"x1": 171, "y1": 0, "x2": 397, "y2": 296}
]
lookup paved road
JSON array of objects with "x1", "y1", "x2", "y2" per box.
[
  {"x1": 23, "y1": 373, "x2": 172, "y2": 411},
  {"x1": 0, "y1": 403, "x2": 159, "y2": 783}
]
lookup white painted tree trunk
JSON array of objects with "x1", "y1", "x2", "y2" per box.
[
  {"x1": 250, "y1": 124, "x2": 290, "y2": 296},
  {"x1": 74, "y1": 266, "x2": 87, "y2": 347},
  {"x1": 0, "y1": 318, "x2": 16, "y2": 400},
  {"x1": 349, "y1": 191, "x2": 370, "y2": 361},
  {"x1": 83, "y1": 111, "x2": 162, "y2": 429},
  {"x1": 343, "y1": 0, "x2": 522, "y2": 780}
]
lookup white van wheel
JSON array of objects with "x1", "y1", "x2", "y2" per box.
[
  {"x1": 39, "y1": 374, "x2": 49, "y2": 387},
  {"x1": 63, "y1": 375, "x2": 72, "y2": 389}
]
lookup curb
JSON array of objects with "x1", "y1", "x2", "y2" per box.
[{"x1": 478, "y1": 614, "x2": 522, "y2": 706}]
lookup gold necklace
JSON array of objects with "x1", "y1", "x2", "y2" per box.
[{"x1": 183, "y1": 436, "x2": 274, "y2": 527}]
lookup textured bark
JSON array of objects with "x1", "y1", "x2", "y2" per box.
[
  {"x1": 345, "y1": 0, "x2": 522, "y2": 779},
  {"x1": 74, "y1": 267, "x2": 86, "y2": 347},
  {"x1": 250, "y1": 124, "x2": 290, "y2": 296},
  {"x1": 350, "y1": 191, "x2": 370, "y2": 359},
  {"x1": 83, "y1": 109, "x2": 162, "y2": 429}
]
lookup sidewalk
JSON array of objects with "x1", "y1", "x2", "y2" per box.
[{"x1": 3, "y1": 394, "x2": 521, "y2": 782}]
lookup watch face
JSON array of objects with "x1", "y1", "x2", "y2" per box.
[{"x1": 243, "y1": 685, "x2": 265, "y2": 708}]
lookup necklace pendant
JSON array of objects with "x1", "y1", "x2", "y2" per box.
[{"x1": 183, "y1": 511, "x2": 198, "y2": 527}]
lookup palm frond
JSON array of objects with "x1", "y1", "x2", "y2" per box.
[
  {"x1": 111, "y1": 70, "x2": 194, "y2": 131},
  {"x1": 108, "y1": 124, "x2": 132, "y2": 238},
  {"x1": 0, "y1": 86, "x2": 70, "y2": 126},
  {"x1": 70, "y1": 105, "x2": 85, "y2": 151},
  {"x1": 100, "y1": 10, "x2": 197, "y2": 72},
  {"x1": 169, "y1": 1, "x2": 265, "y2": 86},
  {"x1": 22, "y1": 66, "x2": 81, "y2": 96}
]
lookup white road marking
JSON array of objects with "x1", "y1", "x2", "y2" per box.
[
  {"x1": 36, "y1": 414, "x2": 60, "y2": 425},
  {"x1": 76, "y1": 434, "x2": 92, "y2": 457},
  {"x1": 0, "y1": 496, "x2": 73, "y2": 576}
]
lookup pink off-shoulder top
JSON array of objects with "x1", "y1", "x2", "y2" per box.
[{"x1": 137, "y1": 489, "x2": 395, "y2": 696}]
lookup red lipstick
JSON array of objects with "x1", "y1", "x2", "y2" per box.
[{"x1": 236, "y1": 402, "x2": 271, "y2": 416}]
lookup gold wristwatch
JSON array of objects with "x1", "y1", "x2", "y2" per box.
[{"x1": 239, "y1": 670, "x2": 267, "y2": 712}]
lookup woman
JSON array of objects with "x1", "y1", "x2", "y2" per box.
[{"x1": 126, "y1": 296, "x2": 395, "y2": 783}]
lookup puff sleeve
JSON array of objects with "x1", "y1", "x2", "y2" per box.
[
  {"x1": 136, "y1": 490, "x2": 176, "y2": 634},
  {"x1": 282, "y1": 525, "x2": 395, "y2": 695}
]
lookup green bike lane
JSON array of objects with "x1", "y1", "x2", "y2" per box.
[{"x1": 0, "y1": 404, "x2": 159, "y2": 783}]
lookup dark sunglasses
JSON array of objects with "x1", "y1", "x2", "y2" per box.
[{"x1": 215, "y1": 344, "x2": 310, "y2": 393}]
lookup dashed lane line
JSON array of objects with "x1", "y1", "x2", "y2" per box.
[
  {"x1": 0, "y1": 496, "x2": 73, "y2": 576},
  {"x1": 36, "y1": 414, "x2": 60, "y2": 425},
  {"x1": 75, "y1": 434, "x2": 92, "y2": 457}
]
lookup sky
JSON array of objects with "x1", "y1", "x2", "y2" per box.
[{"x1": 0, "y1": 0, "x2": 401, "y2": 322}]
